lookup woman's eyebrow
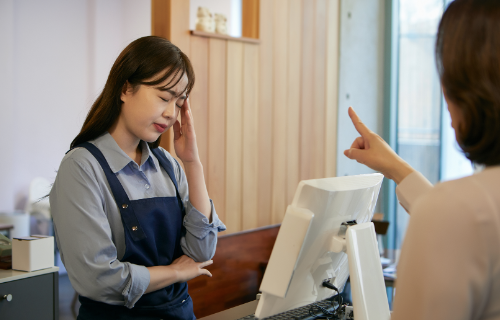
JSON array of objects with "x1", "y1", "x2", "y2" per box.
[{"x1": 158, "y1": 88, "x2": 186, "y2": 98}]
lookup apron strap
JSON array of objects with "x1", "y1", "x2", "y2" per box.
[
  {"x1": 75, "y1": 142, "x2": 147, "y2": 241},
  {"x1": 151, "y1": 148, "x2": 186, "y2": 221}
]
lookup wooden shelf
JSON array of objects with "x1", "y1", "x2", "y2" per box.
[{"x1": 190, "y1": 30, "x2": 260, "y2": 44}]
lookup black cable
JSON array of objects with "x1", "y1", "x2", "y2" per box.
[{"x1": 320, "y1": 279, "x2": 347, "y2": 319}]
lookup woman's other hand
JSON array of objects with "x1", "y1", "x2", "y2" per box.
[
  {"x1": 343, "y1": 107, "x2": 415, "y2": 184},
  {"x1": 170, "y1": 255, "x2": 213, "y2": 282},
  {"x1": 173, "y1": 97, "x2": 200, "y2": 164},
  {"x1": 146, "y1": 255, "x2": 213, "y2": 293}
]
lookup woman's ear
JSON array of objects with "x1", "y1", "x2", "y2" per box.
[{"x1": 120, "y1": 81, "x2": 132, "y2": 102}]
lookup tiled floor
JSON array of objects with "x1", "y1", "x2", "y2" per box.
[{"x1": 59, "y1": 274, "x2": 80, "y2": 320}]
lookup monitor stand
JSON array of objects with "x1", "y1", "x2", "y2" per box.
[{"x1": 331, "y1": 222, "x2": 391, "y2": 320}]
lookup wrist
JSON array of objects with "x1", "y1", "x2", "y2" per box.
[
  {"x1": 166, "y1": 264, "x2": 180, "y2": 283},
  {"x1": 183, "y1": 160, "x2": 203, "y2": 171},
  {"x1": 389, "y1": 160, "x2": 415, "y2": 185}
]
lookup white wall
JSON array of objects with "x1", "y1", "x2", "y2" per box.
[
  {"x1": 0, "y1": 0, "x2": 151, "y2": 212},
  {"x1": 336, "y1": 0, "x2": 386, "y2": 177}
]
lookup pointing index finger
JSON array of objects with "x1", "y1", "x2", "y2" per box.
[{"x1": 348, "y1": 106, "x2": 371, "y2": 137}]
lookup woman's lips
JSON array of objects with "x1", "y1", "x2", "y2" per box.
[{"x1": 154, "y1": 123, "x2": 167, "y2": 133}]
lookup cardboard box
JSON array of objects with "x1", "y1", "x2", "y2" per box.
[{"x1": 12, "y1": 235, "x2": 54, "y2": 272}]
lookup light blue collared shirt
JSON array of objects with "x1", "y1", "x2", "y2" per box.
[{"x1": 50, "y1": 133, "x2": 226, "y2": 308}]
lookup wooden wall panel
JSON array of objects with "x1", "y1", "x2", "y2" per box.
[
  {"x1": 153, "y1": 0, "x2": 341, "y2": 236},
  {"x1": 151, "y1": 0, "x2": 170, "y2": 40},
  {"x1": 257, "y1": 0, "x2": 274, "y2": 228},
  {"x1": 286, "y1": 0, "x2": 303, "y2": 205},
  {"x1": 242, "y1": 0, "x2": 260, "y2": 39},
  {"x1": 242, "y1": 43, "x2": 259, "y2": 230},
  {"x1": 152, "y1": 0, "x2": 190, "y2": 158},
  {"x1": 271, "y1": 0, "x2": 289, "y2": 224},
  {"x1": 225, "y1": 41, "x2": 244, "y2": 233},
  {"x1": 207, "y1": 38, "x2": 227, "y2": 230},
  {"x1": 312, "y1": 0, "x2": 327, "y2": 179},
  {"x1": 187, "y1": 226, "x2": 280, "y2": 318},
  {"x1": 189, "y1": 36, "x2": 209, "y2": 181},
  {"x1": 325, "y1": 0, "x2": 340, "y2": 177},
  {"x1": 299, "y1": 0, "x2": 315, "y2": 181},
  {"x1": 169, "y1": 0, "x2": 191, "y2": 56}
]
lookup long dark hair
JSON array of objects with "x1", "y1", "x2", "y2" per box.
[
  {"x1": 436, "y1": 0, "x2": 500, "y2": 165},
  {"x1": 71, "y1": 36, "x2": 195, "y2": 149}
]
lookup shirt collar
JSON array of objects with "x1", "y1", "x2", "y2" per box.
[{"x1": 91, "y1": 133, "x2": 157, "y2": 173}]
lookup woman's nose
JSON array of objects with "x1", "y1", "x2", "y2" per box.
[{"x1": 162, "y1": 101, "x2": 176, "y2": 119}]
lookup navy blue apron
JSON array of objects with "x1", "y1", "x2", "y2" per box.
[{"x1": 75, "y1": 142, "x2": 195, "y2": 320}]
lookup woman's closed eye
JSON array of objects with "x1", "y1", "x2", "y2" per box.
[
  {"x1": 160, "y1": 94, "x2": 185, "y2": 107},
  {"x1": 176, "y1": 97, "x2": 186, "y2": 108}
]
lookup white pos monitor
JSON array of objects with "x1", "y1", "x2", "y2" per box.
[{"x1": 255, "y1": 173, "x2": 390, "y2": 320}]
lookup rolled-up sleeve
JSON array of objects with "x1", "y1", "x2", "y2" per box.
[
  {"x1": 50, "y1": 154, "x2": 149, "y2": 308},
  {"x1": 181, "y1": 199, "x2": 226, "y2": 261},
  {"x1": 169, "y1": 155, "x2": 227, "y2": 262}
]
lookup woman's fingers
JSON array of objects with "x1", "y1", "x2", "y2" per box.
[
  {"x1": 200, "y1": 269, "x2": 213, "y2": 277},
  {"x1": 348, "y1": 107, "x2": 371, "y2": 137},
  {"x1": 182, "y1": 97, "x2": 195, "y2": 130},
  {"x1": 344, "y1": 147, "x2": 366, "y2": 164},
  {"x1": 198, "y1": 260, "x2": 213, "y2": 268},
  {"x1": 173, "y1": 120, "x2": 181, "y2": 141},
  {"x1": 351, "y1": 136, "x2": 365, "y2": 150}
]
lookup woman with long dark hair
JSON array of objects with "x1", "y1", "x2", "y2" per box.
[
  {"x1": 344, "y1": 0, "x2": 500, "y2": 318},
  {"x1": 50, "y1": 36, "x2": 225, "y2": 319}
]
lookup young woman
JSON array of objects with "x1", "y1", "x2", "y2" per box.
[
  {"x1": 50, "y1": 36, "x2": 225, "y2": 320},
  {"x1": 344, "y1": 0, "x2": 500, "y2": 319}
]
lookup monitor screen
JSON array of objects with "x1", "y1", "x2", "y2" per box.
[{"x1": 255, "y1": 173, "x2": 384, "y2": 318}]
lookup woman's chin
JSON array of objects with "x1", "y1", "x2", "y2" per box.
[{"x1": 141, "y1": 132, "x2": 162, "y2": 144}]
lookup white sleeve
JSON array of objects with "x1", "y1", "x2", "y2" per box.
[{"x1": 395, "y1": 171, "x2": 433, "y2": 213}]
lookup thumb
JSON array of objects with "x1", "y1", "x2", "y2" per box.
[
  {"x1": 344, "y1": 148, "x2": 367, "y2": 165},
  {"x1": 173, "y1": 120, "x2": 181, "y2": 141}
]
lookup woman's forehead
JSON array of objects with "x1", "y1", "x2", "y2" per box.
[{"x1": 156, "y1": 71, "x2": 188, "y2": 95}]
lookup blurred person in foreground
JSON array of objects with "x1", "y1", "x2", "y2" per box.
[{"x1": 344, "y1": 0, "x2": 500, "y2": 319}]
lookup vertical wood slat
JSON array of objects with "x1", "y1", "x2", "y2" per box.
[
  {"x1": 257, "y1": 1, "x2": 274, "y2": 226},
  {"x1": 257, "y1": 0, "x2": 274, "y2": 228},
  {"x1": 189, "y1": 36, "x2": 209, "y2": 182},
  {"x1": 151, "y1": 0, "x2": 173, "y2": 154},
  {"x1": 242, "y1": 0, "x2": 260, "y2": 39},
  {"x1": 271, "y1": 0, "x2": 289, "y2": 224},
  {"x1": 325, "y1": 0, "x2": 340, "y2": 177},
  {"x1": 225, "y1": 41, "x2": 244, "y2": 233},
  {"x1": 300, "y1": 0, "x2": 315, "y2": 181},
  {"x1": 152, "y1": 0, "x2": 190, "y2": 157},
  {"x1": 207, "y1": 38, "x2": 227, "y2": 232},
  {"x1": 286, "y1": 0, "x2": 303, "y2": 205},
  {"x1": 312, "y1": 0, "x2": 327, "y2": 179},
  {"x1": 242, "y1": 43, "x2": 259, "y2": 230},
  {"x1": 169, "y1": 0, "x2": 191, "y2": 56},
  {"x1": 151, "y1": 0, "x2": 171, "y2": 40}
]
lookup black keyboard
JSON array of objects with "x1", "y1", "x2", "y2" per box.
[{"x1": 237, "y1": 298, "x2": 337, "y2": 320}]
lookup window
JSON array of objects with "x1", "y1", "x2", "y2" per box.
[{"x1": 391, "y1": 0, "x2": 473, "y2": 249}]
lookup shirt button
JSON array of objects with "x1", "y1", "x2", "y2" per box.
[
  {"x1": 122, "y1": 204, "x2": 128, "y2": 209},
  {"x1": 132, "y1": 226, "x2": 138, "y2": 231},
  {"x1": 145, "y1": 184, "x2": 150, "y2": 189}
]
